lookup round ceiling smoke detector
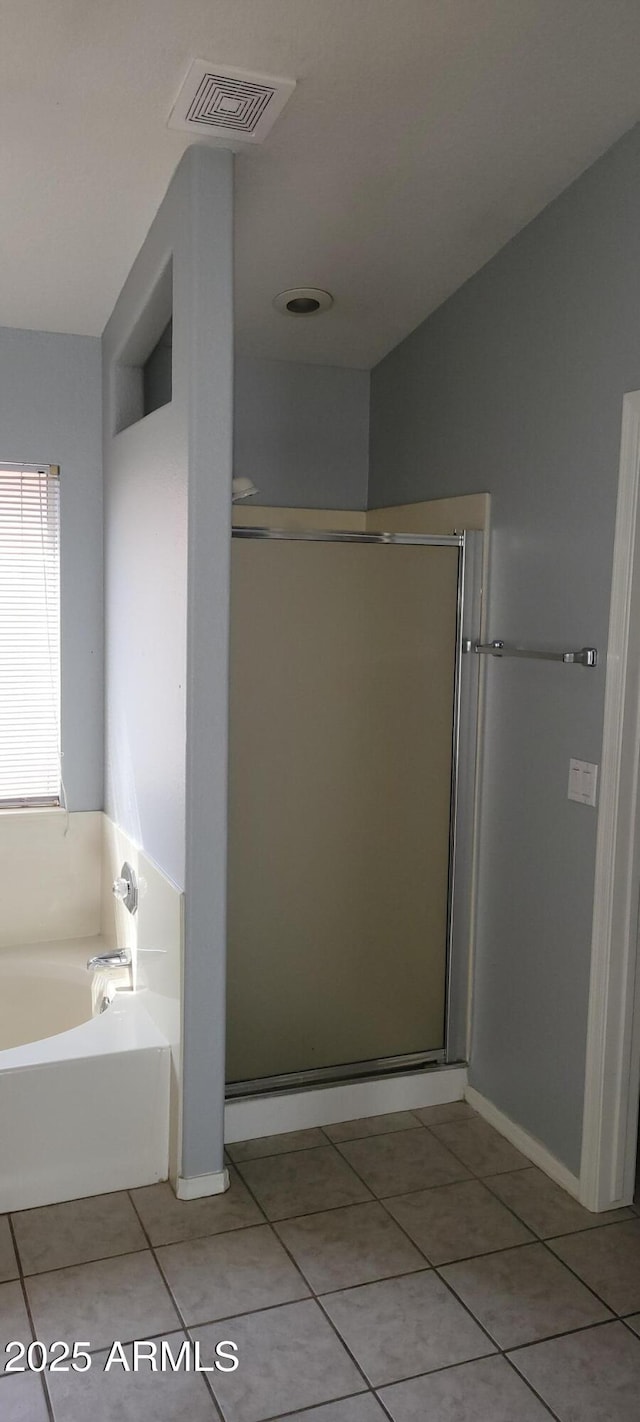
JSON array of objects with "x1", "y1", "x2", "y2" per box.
[{"x1": 273, "y1": 288, "x2": 333, "y2": 316}]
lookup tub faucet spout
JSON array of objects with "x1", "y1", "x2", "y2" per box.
[{"x1": 86, "y1": 948, "x2": 132, "y2": 971}]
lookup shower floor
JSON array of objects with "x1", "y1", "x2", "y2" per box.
[{"x1": 2, "y1": 1104, "x2": 640, "y2": 1420}]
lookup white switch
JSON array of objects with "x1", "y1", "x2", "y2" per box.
[{"x1": 568, "y1": 758, "x2": 598, "y2": 806}]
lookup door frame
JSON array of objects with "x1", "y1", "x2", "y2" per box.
[{"x1": 580, "y1": 389, "x2": 640, "y2": 1209}]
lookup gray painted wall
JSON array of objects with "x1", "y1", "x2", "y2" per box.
[
  {"x1": 369, "y1": 121, "x2": 640, "y2": 1174},
  {"x1": 234, "y1": 355, "x2": 370, "y2": 509},
  {"x1": 103, "y1": 145, "x2": 233, "y2": 1183},
  {"x1": 0, "y1": 327, "x2": 103, "y2": 810}
]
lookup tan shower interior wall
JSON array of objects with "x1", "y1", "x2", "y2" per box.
[
  {"x1": 232, "y1": 492, "x2": 489, "y2": 535},
  {"x1": 232, "y1": 505, "x2": 366, "y2": 531},
  {"x1": 366, "y1": 493, "x2": 489, "y2": 534}
]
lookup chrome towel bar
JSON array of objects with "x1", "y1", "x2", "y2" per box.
[{"x1": 467, "y1": 640, "x2": 597, "y2": 668}]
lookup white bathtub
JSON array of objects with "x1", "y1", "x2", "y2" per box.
[{"x1": 0, "y1": 936, "x2": 170, "y2": 1213}]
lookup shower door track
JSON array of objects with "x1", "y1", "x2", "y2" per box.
[
  {"x1": 227, "y1": 523, "x2": 481, "y2": 1100},
  {"x1": 226, "y1": 1049, "x2": 445, "y2": 1100}
]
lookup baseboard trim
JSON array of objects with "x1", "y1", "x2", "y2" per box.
[
  {"x1": 225, "y1": 1065, "x2": 468, "y2": 1143},
  {"x1": 465, "y1": 1086, "x2": 581, "y2": 1200},
  {"x1": 176, "y1": 1168, "x2": 229, "y2": 1200}
]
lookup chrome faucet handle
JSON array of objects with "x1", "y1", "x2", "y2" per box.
[{"x1": 111, "y1": 862, "x2": 138, "y2": 915}]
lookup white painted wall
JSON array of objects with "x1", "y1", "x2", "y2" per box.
[
  {"x1": 0, "y1": 328, "x2": 103, "y2": 809},
  {"x1": 103, "y1": 394, "x2": 187, "y2": 882}
]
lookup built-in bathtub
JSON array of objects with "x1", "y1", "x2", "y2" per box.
[
  {"x1": 0, "y1": 938, "x2": 116, "y2": 1051},
  {"x1": 0, "y1": 936, "x2": 170, "y2": 1213}
]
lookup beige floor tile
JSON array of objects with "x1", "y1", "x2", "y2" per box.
[
  {"x1": 0, "y1": 1218, "x2": 18, "y2": 1282},
  {"x1": 429, "y1": 1118, "x2": 530, "y2": 1176},
  {"x1": 441, "y1": 1242, "x2": 611, "y2": 1349},
  {"x1": 26, "y1": 1250, "x2": 180, "y2": 1353},
  {"x1": 336, "y1": 1128, "x2": 470, "y2": 1197},
  {"x1": 485, "y1": 1167, "x2": 634, "y2": 1239},
  {"x1": 46, "y1": 1331, "x2": 219, "y2": 1421},
  {"x1": 412, "y1": 1101, "x2": 475, "y2": 1127},
  {"x1": 379, "y1": 1353, "x2": 553, "y2": 1420},
  {"x1": 12, "y1": 1191, "x2": 147, "y2": 1275},
  {"x1": 324, "y1": 1113, "x2": 420, "y2": 1143},
  {"x1": 275, "y1": 1398, "x2": 387, "y2": 1422},
  {"x1": 321, "y1": 1269, "x2": 495, "y2": 1387},
  {"x1": 130, "y1": 1167, "x2": 263, "y2": 1244},
  {"x1": 275, "y1": 1201, "x2": 425, "y2": 1292},
  {"x1": 510, "y1": 1320, "x2": 640, "y2": 1421},
  {"x1": 625, "y1": 1312, "x2": 640, "y2": 1336},
  {"x1": 157, "y1": 1223, "x2": 309, "y2": 1324},
  {"x1": 192, "y1": 1298, "x2": 365, "y2": 1422},
  {"x1": 0, "y1": 1282, "x2": 32, "y2": 1375},
  {"x1": 384, "y1": 1179, "x2": 534, "y2": 1264},
  {"x1": 237, "y1": 1146, "x2": 372, "y2": 1220},
  {"x1": 227, "y1": 1129, "x2": 327, "y2": 1162},
  {"x1": 548, "y1": 1219, "x2": 640, "y2": 1314},
  {"x1": 0, "y1": 1373, "x2": 50, "y2": 1421}
]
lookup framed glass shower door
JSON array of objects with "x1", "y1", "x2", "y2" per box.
[{"x1": 226, "y1": 529, "x2": 463, "y2": 1090}]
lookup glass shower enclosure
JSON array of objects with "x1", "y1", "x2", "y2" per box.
[{"x1": 226, "y1": 526, "x2": 479, "y2": 1093}]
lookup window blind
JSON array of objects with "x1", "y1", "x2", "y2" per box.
[{"x1": 0, "y1": 463, "x2": 61, "y2": 807}]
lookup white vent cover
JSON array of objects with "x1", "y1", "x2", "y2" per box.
[{"x1": 168, "y1": 61, "x2": 296, "y2": 144}]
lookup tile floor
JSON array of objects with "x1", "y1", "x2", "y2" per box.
[{"x1": 1, "y1": 1102, "x2": 640, "y2": 1420}]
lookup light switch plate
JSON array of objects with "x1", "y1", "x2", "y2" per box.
[{"x1": 568, "y1": 758, "x2": 598, "y2": 806}]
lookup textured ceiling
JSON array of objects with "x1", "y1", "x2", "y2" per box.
[{"x1": 2, "y1": 0, "x2": 640, "y2": 366}]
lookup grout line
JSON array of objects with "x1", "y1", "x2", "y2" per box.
[
  {"x1": 233, "y1": 1126, "x2": 443, "y2": 1174},
  {"x1": 178, "y1": 1292, "x2": 313, "y2": 1330},
  {"x1": 372, "y1": 1388, "x2": 397, "y2": 1422},
  {"x1": 211, "y1": 1385, "x2": 375, "y2": 1422},
  {"x1": 364, "y1": 1349, "x2": 501, "y2": 1392},
  {"x1": 409, "y1": 1124, "x2": 528, "y2": 1180},
  {"x1": 411, "y1": 1173, "x2": 639, "y2": 1252},
  {"x1": 227, "y1": 1139, "x2": 329, "y2": 1166},
  {"x1": 501, "y1": 1350, "x2": 563, "y2": 1421},
  {"x1": 6, "y1": 1243, "x2": 158, "y2": 1283},
  {"x1": 323, "y1": 1135, "x2": 505, "y2": 1363},
  {"x1": 5, "y1": 1215, "x2": 55, "y2": 1422},
  {"x1": 318, "y1": 1116, "x2": 422, "y2": 1147},
  {"x1": 544, "y1": 1215, "x2": 640, "y2": 1243},
  {"x1": 125, "y1": 1217, "x2": 267, "y2": 1250},
  {"x1": 230, "y1": 1156, "x2": 377, "y2": 1402},
  {"x1": 480, "y1": 1174, "x2": 636, "y2": 1238},
  {"x1": 505, "y1": 1315, "x2": 628, "y2": 1357},
  {"x1": 536, "y1": 1234, "x2": 627, "y2": 1319},
  {"x1": 126, "y1": 1189, "x2": 224, "y2": 1420},
  {"x1": 8, "y1": 1185, "x2": 136, "y2": 1218},
  {"x1": 366, "y1": 1347, "x2": 560, "y2": 1412},
  {"x1": 314, "y1": 1291, "x2": 386, "y2": 1396}
]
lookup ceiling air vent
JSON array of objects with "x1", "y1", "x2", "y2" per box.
[{"x1": 168, "y1": 60, "x2": 296, "y2": 144}]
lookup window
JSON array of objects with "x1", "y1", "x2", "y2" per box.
[{"x1": 0, "y1": 463, "x2": 61, "y2": 807}]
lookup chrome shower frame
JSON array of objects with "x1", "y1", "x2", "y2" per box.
[{"x1": 226, "y1": 524, "x2": 483, "y2": 1098}]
